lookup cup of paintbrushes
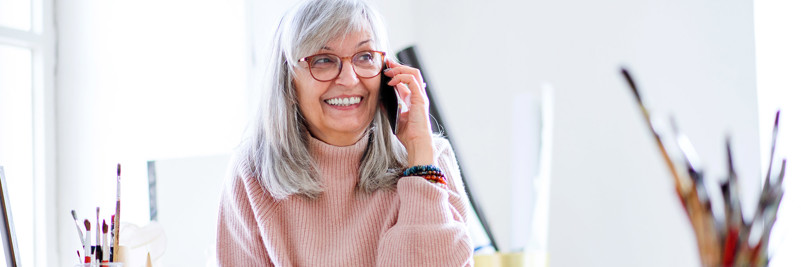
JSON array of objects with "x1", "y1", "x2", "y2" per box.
[{"x1": 620, "y1": 69, "x2": 789, "y2": 267}]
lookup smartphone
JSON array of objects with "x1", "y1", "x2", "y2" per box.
[{"x1": 379, "y1": 61, "x2": 401, "y2": 134}]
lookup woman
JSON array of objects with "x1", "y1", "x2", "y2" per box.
[{"x1": 216, "y1": 0, "x2": 473, "y2": 265}]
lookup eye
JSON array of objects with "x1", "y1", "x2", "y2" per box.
[
  {"x1": 310, "y1": 55, "x2": 338, "y2": 68},
  {"x1": 353, "y1": 51, "x2": 375, "y2": 65}
]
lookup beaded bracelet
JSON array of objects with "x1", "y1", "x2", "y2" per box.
[{"x1": 403, "y1": 165, "x2": 447, "y2": 186}]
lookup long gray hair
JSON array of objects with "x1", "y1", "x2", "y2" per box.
[{"x1": 234, "y1": 0, "x2": 407, "y2": 199}]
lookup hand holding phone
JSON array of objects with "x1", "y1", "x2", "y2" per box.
[{"x1": 381, "y1": 60, "x2": 434, "y2": 166}]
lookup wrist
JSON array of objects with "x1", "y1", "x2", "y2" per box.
[{"x1": 406, "y1": 143, "x2": 434, "y2": 166}]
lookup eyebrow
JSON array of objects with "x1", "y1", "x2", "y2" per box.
[{"x1": 321, "y1": 39, "x2": 373, "y2": 51}]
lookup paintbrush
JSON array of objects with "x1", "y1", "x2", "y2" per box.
[
  {"x1": 668, "y1": 115, "x2": 723, "y2": 252},
  {"x1": 721, "y1": 137, "x2": 744, "y2": 267},
  {"x1": 84, "y1": 219, "x2": 92, "y2": 263},
  {"x1": 621, "y1": 68, "x2": 693, "y2": 197},
  {"x1": 743, "y1": 111, "x2": 782, "y2": 262},
  {"x1": 757, "y1": 158, "x2": 787, "y2": 264},
  {"x1": 753, "y1": 111, "x2": 782, "y2": 225},
  {"x1": 670, "y1": 117, "x2": 710, "y2": 207},
  {"x1": 622, "y1": 68, "x2": 719, "y2": 265},
  {"x1": 725, "y1": 138, "x2": 757, "y2": 267},
  {"x1": 736, "y1": 111, "x2": 785, "y2": 266},
  {"x1": 113, "y1": 164, "x2": 121, "y2": 262},
  {"x1": 765, "y1": 111, "x2": 781, "y2": 184},
  {"x1": 720, "y1": 180, "x2": 739, "y2": 267},
  {"x1": 71, "y1": 210, "x2": 86, "y2": 247},
  {"x1": 669, "y1": 117, "x2": 719, "y2": 219},
  {"x1": 96, "y1": 207, "x2": 100, "y2": 261},
  {"x1": 725, "y1": 137, "x2": 744, "y2": 228},
  {"x1": 110, "y1": 215, "x2": 115, "y2": 255},
  {"x1": 775, "y1": 158, "x2": 787, "y2": 186},
  {"x1": 754, "y1": 111, "x2": 782, "y2": 221},
  {"x1": 103, "y1": 219, "x2": 109, "y2": 265}
]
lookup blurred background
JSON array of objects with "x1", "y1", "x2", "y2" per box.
[{"x1": 0, "y1": 0, "x2": 798, "y2": 266}]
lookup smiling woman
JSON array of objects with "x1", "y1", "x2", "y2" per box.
[{"x1": 215, "y1": 0, "x2": 473, "y2": 266}]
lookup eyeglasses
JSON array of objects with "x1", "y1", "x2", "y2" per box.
[{"x1": 298, "y1": 50, "x2": 386, "y2": 82}]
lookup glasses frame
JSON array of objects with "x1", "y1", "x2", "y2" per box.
[{"x1": 298, "y1": 50, "x2": 386, "y2": 82}]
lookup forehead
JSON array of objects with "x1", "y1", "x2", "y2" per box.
[{"x1": 321, "y1": 29, "x2": 374, "y2": 52}]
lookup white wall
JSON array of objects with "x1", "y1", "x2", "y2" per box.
[{"x1": 55, "y1": 0, "x2": 248, "y2": 265}]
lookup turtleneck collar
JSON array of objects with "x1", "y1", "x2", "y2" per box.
[{"x1": 308, "y1": 131, "x2": 370, "y2": 192}]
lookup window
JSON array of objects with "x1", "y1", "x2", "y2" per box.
[
  {"x1": 0, "y1": 0, "x2": 31, "y2": 31},
  {"x1": 0, "y1": 0, "x2": 55, "y2": 265},
  {"x1": 0, "y1": 44, "x2": 34, "y2": 266}
]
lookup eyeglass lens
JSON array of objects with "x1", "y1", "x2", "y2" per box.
[{"x1": 308, "y1": 51, "x2": 383, "y2": 81}]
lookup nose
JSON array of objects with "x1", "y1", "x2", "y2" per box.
[{"x1": 335, "y1": 60, "x2": 360, "y2": 86}]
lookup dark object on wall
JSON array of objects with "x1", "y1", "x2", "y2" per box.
[
  {"x1": 0, "y1": 166, "x2": 20, "y2": 267},
  {"x1": 397, "y1": 46, "x2": 498, "y2": 252}
]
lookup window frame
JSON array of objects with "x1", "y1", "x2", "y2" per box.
[{"x1": 0, "y1": 0, "x2": 57, "y2": 265}]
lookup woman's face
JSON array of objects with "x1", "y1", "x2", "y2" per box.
[{"x1": 294, "y1": 29, "x2": 381, "y2": 146}]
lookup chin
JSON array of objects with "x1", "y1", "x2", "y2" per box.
[
  {"x1": 329, "y1": 116, "x2": 371, "y2": 132},
  {"x1": 332, "y1": 123, "x2": 369, "y2": 134}
]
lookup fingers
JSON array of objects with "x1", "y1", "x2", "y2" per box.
[
  {"x1": 383, "y1": 60, "x2": 425, "y2": 89},
  {"x1": 384, "y1": 60, "x2": 410, "y2": 75},
  {"x1": 385, "y1": 59, "x2": 403, "y2": 68},
  {"x1": 388, "y1": 74, "x2": 428, "y2": 108},
  {"x1": 384, "y1": 61, "x2": 427, "y2": 106}
]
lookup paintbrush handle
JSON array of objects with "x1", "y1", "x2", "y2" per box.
[
  {"x1": 634, "y1": 104, "x2": 697, "y2": 201},
  {"x1": 112, "y1": 164, "x2": 121, "y2": 262},
  {"x1": 112, "y1": 201, "x2": 120, "y2": 261},
  {"x1": 74, "y1": 221, "x2": 86, "y2": 246},
  {"x1": 96, "y1": 212, "x2": 100, "y2": 258}
]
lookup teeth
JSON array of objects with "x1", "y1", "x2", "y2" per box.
[{"x1": 326, "y1": 97, "x2": 361, "y2": 106}]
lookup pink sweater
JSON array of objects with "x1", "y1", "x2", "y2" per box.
[{"x1": 216, "y1": 135, "x2": 474, "y2": 266}]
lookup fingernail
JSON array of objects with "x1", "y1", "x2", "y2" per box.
[{"x1": 383, "y1": 68, "x2": 391, "y2": 73}]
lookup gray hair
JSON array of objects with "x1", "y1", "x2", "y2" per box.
[{"x1": 235, "y1": 0, "x2": 407, "y2": 199}]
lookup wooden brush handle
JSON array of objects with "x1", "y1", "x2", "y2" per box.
[{"x1": 112, "y1": 201, "x2": 120, "y2": 261}]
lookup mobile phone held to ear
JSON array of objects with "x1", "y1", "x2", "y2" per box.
[{"x1": 379, "y1": 61, "x2": 401, "y2": 134}]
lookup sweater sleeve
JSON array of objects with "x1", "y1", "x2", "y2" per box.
[
  {"x1": 216, "y1": 168, "x2": 274, "y2": 266},
  {"x1": 376, "y1": 138, "x2": 474, "y2": 266}
]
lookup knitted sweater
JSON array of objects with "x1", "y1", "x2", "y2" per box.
[{"x1": 216, "y1": 135, "x2": 474, "y2": 266}]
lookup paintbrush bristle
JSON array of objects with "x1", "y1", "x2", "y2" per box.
[
  {"x1": 726, "y1": 136, "x2": 735, "y2": 173},
  {"x1": 84, "y1": 219, "x2": 91, "y2": 231},
  {"x1": 71, "y1": 210, "x2": 78, "y2": 220},
  {"x1": 620, "y1": 67, "x2": 642, "y2": 103},
  {"x1": 774, "y1": 110, "x2": 781, "y2": 127},
  {"x1": 103, "y1": 220, "x2": 108, "y2": 233},
  {"x1": 777, "y1": 159, "x2": 787, "y2": 185},
  {"x1": 117, "y1": 163, "x2": 121, "y2": 176}
]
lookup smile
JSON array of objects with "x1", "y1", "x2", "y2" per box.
[{"x1": 324, "y1": 96, "x2": 362, "y2": 106}]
